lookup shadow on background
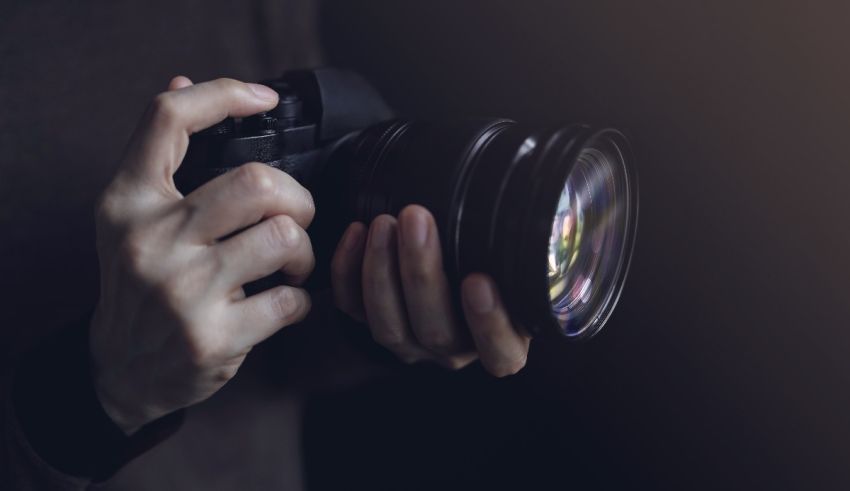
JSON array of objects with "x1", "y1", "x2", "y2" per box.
[{"x1": 303, "y1": 1, "x2": 850, "y2": 489}]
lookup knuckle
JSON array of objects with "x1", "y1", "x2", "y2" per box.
[
  {"x1": 149, "y1": 92, "x2": 181, "y2": 126},
  {"x1": 271, "y1": 288, "x2": 308, "y2": 323},
  {"x1": 213, "y1": 77, "x2": 243, "y2": 93},
  {"x1": 403, "y1": 261, "x2": 434, "y2": 287},
  {"x1": 234, "y1": 162, "x2": 276, "y2": 197},
  {"x1": 276, "y1": 174, "x2": 315, "y2": 226},
  {"x1": 270, "y1": 288, "x2": 296, "y2": 319},
  {"x1": 265, "y1": 215, "x2": 301, "y2": 249}
]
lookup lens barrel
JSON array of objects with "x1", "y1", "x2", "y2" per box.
[{"x1": 320, "y1": 120, "x2": 638, "y2": 339}]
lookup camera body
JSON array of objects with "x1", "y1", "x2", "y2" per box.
[
  {"x1": 177, "y1": 68, "x2": 510, "y2": 301},
  {"x1": 176, "y1": 68, "x2": 396, "y2": 289},
  {"x1": 177, "y1": 68, "x2": 638, "y2": 338},
  {"x1": 177, "y1": 68, "x2": 393, "y2": 199}
]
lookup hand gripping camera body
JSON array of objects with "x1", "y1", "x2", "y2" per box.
[{"x1": 177, "y1": 68, "x2": 638, "y2": 339}]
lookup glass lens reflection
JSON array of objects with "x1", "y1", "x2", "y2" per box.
[{"x1": 547, "y1": 144, "x2": 629, "y2": 336}]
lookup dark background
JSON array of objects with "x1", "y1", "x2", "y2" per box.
[
  {"x1": 2, "y1": 1, "x2": 849, "y2": 490},
  {"x1": 306, "y1": 1, "x2": 850, "y2": 490}
]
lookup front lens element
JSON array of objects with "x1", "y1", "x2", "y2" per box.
[{"x1": 547, "y1": 138, "x2": 632, "y2": 336}]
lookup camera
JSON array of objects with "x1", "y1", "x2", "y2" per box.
[{"x1": 176, "y1": 68, "x2": 638, "y2": 339}]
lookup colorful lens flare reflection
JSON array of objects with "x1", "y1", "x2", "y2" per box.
[{"x1": 547, "y1": 145, "x2": 629, "y2": 336}]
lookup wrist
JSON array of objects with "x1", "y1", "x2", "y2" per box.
[
  {"x1": 88, "y1": 311, "x2": 154, "y2": 435},
  {"x1": 92, "y1": 374, "x2": 145, "y2": 435}
]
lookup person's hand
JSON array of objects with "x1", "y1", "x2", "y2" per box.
[
  {"x1": 90, "y1": 76, "x2": 316, "y2": 434},
  {"x1": 331, "y1": 206, "x2": 531, "y2": 377}
]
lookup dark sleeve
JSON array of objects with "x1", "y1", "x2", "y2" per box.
[{"x1": 5, "y1": 313, "x2": 184, "y2": 489}]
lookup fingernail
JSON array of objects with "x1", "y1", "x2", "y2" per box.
[
  {"x1": 248, "y1": 83, "x2": 279, "y2": 102},
  {"x1": 369, "y1": 219, "x2": 392, "y2": 250},
  {"x1": 401, "y1": 210, "x2": 428, "y2": 248},
  {"x1": 465, "y1": 276, "x2": 495, "y2": 314},
  {"x1": 342, "y1": 224, "x2": 364, "y2": 252}
]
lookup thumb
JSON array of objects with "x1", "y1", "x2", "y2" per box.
[{"x1": 119, "y1": 78, "x2": 278, "y2": 196}]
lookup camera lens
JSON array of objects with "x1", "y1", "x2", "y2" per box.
[
  {"x1": 320, "y1": 120, "x2": 638, "y2": 339},
  {"x1": 177, "y1": 69, "x2": 636, "y2": 339},
  {"x1": 547, "y1": 138, "x2": 634, "y2": 337}
]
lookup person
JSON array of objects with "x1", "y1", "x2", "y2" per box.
[{"x1": 2, "y1": 6, "x2": 530, "y2": 490}]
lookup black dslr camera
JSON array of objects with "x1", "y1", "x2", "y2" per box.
[{"x1": 177, "y1": 68, "x2": 638, "y2": 339}]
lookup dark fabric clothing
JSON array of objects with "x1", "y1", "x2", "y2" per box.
[{"x1": 11, "y1": 314, "x2": 184, "y2": 482}]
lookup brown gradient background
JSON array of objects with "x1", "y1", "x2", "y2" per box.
[
  {"x1": 1, "y1": 1, "x2": 849, "y2": 489},
  {"x1": 308, "y1": 1, "x2": 850, "y2": 489}
]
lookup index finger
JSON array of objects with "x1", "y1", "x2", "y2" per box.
[{"x1": 119, "y1": 78, "x2": 279, "y2": 192}]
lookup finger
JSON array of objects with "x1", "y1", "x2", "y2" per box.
[
  {"x1": 434, "y1": 352, "x2": 479, "y2": 371},
  {"x1": 362, "y1": 215, "x2": 431, "y2": 363},
  {"x1": 331, "y1": 222, "x2": 368, "y2": 322},
  {"x1": 397, "y1": 205, "x2": 466, "y2": 355},
  {"x1": 167, "y1": 75, "x2": 194, "y2": 91},
  {"x1": 461, "y1": 273, "x2": 530, "y2": 378},
  {"x1": 213, "y1": 214, "x2": 314, "y2": 290},
  {"x1": 181, "y1": 162, "x2": 315, "y2": 243},
  {"x1": 121, "y1": 78, "x2": 279, "y2": 188},
  {"x1": 229, "y1": 285, "x2": 311, "y2": 350}
]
